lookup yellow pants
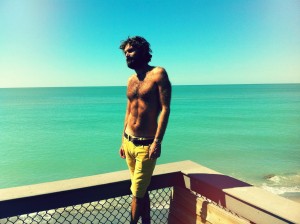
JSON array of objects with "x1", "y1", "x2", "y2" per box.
[{"x1": 123, "y1": 137, "x2": 156, "y2": 198}]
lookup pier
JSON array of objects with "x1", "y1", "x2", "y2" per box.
[{"x1": 1, "y1": 160, "x2": 299, "y2": 223}]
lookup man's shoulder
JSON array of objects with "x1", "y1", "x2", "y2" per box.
[
  {"x1": 152, "y1": 66, "x2": 167, "y2": 74},
  {"x1": 151, "y1": 66, "x2": 169, "y2": 83},
  {"x1": 151, "y1": 66, "x2": 168, "y2": 79},
  {"x1": 127, "y1": 74, "x2": 137, "y2": 83}
]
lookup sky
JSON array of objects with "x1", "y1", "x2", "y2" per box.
[{"x1": 0, "y1": 0, "x2": 299, "y2": 88}]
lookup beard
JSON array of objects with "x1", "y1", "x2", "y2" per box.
[{"x1": 126, "y1": 55, "x2": 147, "y2": 69}]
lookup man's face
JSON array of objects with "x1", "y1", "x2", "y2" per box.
[{"x1": 124, "y1": 44, "x2": 145, "y2": 69}]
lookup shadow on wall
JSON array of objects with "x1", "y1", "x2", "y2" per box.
[
  {"x1": 168, "y1": 173, "x2": 252, "y2": 223},
  {"x1": 188, "y1": 173, "x2": 252, "y2": 206}
]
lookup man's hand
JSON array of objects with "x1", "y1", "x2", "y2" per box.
[
  {"x1": 149, "y1": 143, "x2": 161, "y2": 160},
  {"x1": 119, "y1": 146, "x2": 126, "y2": 159}
]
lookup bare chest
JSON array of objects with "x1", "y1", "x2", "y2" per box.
[{"x1": 127, "y1": 79, "x2": 157, "y2": 101}]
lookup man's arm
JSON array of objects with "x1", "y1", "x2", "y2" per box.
[
  {"x1": 120, "y1": 99, "x2": 130, "y2": 159},
  {"x1": 123, "y1": 99, "x2": 131, "y2": 133},
  {"x1": 149, "y1": 67, "x2": 171, "y2": 159},
  {"x1": 154, "y1": 68, "x2": 171, "y2": 141}
]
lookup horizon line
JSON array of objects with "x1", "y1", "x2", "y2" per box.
[{"x1": 1, "y1": 82, "x2": 299, "y2": 89}]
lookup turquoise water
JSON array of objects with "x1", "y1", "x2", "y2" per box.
[{"x1": 1, "y1": 84, "x2": 300, "y2": 199}]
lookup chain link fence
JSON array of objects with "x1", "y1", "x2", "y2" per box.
[{"x1": 0, "y1": 187, "x2": 172, "y2": 224}]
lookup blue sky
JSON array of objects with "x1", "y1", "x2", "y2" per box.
[{"x1": 0, "y1": 0, "x2": 299, "y2": 87}]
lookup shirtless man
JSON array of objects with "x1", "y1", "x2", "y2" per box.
[{"x1": 119, "y1": 36, "x2": 171, "y2": 224}]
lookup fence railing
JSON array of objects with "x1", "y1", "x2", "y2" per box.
[
  {"x1": 1, "y1": 161, "x2": 300, "y2": 224},
  {"x1": 1, "y1": 188, "x2": 172, "y2": 224}
]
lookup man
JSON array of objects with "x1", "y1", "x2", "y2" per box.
[{"x1": 119, "y1": 36, "x2": 171, "y2": 224}]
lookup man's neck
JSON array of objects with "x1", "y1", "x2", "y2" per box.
[{"x1": 134, "y1": 64, "x2": 151, "y2": 80}]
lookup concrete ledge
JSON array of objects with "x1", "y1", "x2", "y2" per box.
[
  {"x1": 0, "y1": 161, "x2": 196, "y2": 219},
  {"x1": 224, "y1": 187, "x2": 300, "y2": 224},
  {"x1": 180, "y1": 162, "x2": 300, "y2": 224},
  {"x1": 1, "y1": 160, "x2": 299, "y2": 223}
]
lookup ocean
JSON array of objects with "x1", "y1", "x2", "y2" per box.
[{"x1": 1, "y1": 84, "x2": 300, "y2": 201}]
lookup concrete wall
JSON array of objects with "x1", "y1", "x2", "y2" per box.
[{"x1": 1, "y1": 160, "x2": 299, "y2": 223}]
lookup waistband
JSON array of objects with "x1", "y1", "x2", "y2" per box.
[{"x1": 124, "y1": 132, "x2": 154, "y2": 145}]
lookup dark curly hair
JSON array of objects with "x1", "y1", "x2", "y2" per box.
[{"x1": 119, "y1": 36, "x2": 152, "y2": 63}]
